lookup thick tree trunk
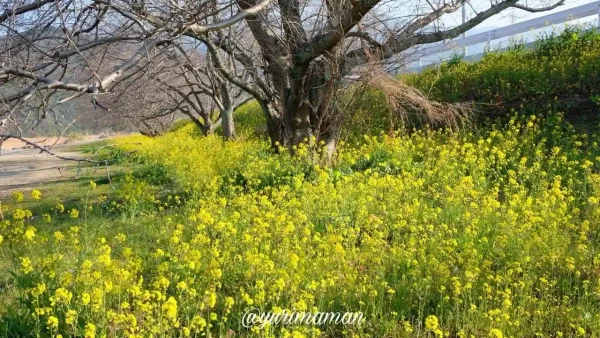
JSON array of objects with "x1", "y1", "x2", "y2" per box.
[
  {"x1": 285, "y1": 91, "x2": 314, "y2": 146},
  {"x1": 219, "y1": 83, "x2": 236, "y2": 140},
  {"x1": 203, "y1": 123, "x2": 214, "y2": 136},
  {"x1": 201, "y1": 110, "x2": 215, "y2": 136},
  {"x1": 258, "y1": 99, "x2": 287, "y2": 149},
  {"x1": 320, "y1": 128, "x2": 339, "y2": 162},
  {"x1": 276, "y1": 62, "x2": 341, "y2": 155},
  {"x1": 221, "y1": 106, "x2": 236, "y2": 140}
]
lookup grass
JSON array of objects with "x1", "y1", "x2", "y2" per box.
[
  {"x1": 403, "y1": 29, "x2": 600, "y2": 131},
  {"x1": 1, "y1": 112, "x2": 600, "y2": 337},
  {"x1": 0, "y1": 30, "x2": 599, "y2": 338}
]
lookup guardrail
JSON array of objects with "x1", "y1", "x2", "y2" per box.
[{"x1": 411, "y1": 0, "x2": 600, "y2": 69}]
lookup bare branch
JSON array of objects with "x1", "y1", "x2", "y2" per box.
[
  {"x1": 0, "y1": 0, "x2": 55, "y2": 24},
  {"x1": 187, "y1": 0, "x2": 276, "y2": 34},
  {"x1": 511, "y1": 0, "x2": 565, "y2": 12},
  {"x1": 0, "y1": 134, "x2": 97, "y2": 162}
]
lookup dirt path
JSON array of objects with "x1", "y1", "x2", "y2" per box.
[
  {"x1": 0, "y1": 135, "x2": 105, "y2": 151},
  {"x1": 0, "y1": 140, "x2": 106, "y2": 197}
]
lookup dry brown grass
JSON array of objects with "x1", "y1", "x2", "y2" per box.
[{"x1": 352, "y1": 65, "x2": 472, "y2": 133}]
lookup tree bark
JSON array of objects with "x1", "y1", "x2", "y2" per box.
[
  {"x1": 277, "y1": 59, "x2": 341, "y2": 153},
  {"x1": 222, "y1": 106, "x2": 236, "y2": 139},
  {"x1": 203, "y1": 117, "x2": 214, "y2": 136},
  {"x1": 219, "y1": 82, "x2": 237, "y2": 140},
  {"x1": 184, "y1": 112, "x2": 212, "y2": 135},
  {"x1": 258, "y1": 99, "x2": 287, "y2": 149}
]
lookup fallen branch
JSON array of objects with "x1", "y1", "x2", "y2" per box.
[
  {"x1": 105, "y1": 161, "x2": 116, "y2": 191},
  {"x1": 58, "y1": 162, "x2": 83, "y2": 179}
]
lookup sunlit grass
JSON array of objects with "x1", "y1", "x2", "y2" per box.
[{"x1": 1, "y1": 111, "x2": 600, "y2": 337}]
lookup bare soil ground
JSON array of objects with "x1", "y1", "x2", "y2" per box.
[
  {"x1": 0, "y1": 138, "x2": 109, "y2": 198},
  {"x1": 1, "y1": 135, "x2": 105, "y2": 151}
]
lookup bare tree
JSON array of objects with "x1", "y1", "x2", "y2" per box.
[
  {"x1": 0, "y1": 0, "x2": 565, "y2": 154},
  {"x1": 99, "y1": 39, "x2": 253, "y2": 138},
  {"x1": 0, "y1": 0, "x2": 274, "y2": 145},
  {"x1": 156, "y1": 42, "x2": 252, "y2": 139},
  {"x1": 186, "y1": 0, "x2": 565, "y2": 151}
]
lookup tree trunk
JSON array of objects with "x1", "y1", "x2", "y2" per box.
[
  {"x1": 222, "y1": 106, "x2": 236, "y2": 140},
  {"x1": 201, "y1": 111, "x2": 215, "y2": 136},
  {"x1": 285, "y1": 89, "x2": 314, "y2": 146},
  {"x1": 184, "y1": 112, "x2": 211, "y2": 135},
  {"x1": 320, "y1": 128, "x2": 338, "y2": 163},
  {"x1": 258, "y1": 99, "x2": 287, "y2": 149},
  {"x1": 220, "y1": 83, "x2": 236, "y2": 140},
  {"x1": 276, "y1": 61, "x2": 341, "y2": 154},
  {"x1": 203, "y1": 123, "x2": 214, "y2": 136}
]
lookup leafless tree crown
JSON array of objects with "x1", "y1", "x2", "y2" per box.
[{"x1": 0, "y1": 0, "x2": 564, "y2": 146}]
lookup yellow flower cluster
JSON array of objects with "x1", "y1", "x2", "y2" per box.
[{"x1": 1, "y1": 114, "x2": 600, "y2": 337}]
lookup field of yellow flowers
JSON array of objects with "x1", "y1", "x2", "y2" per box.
[{"x1": 1, "y1": 111, "x2": 600, "y2": 337}]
